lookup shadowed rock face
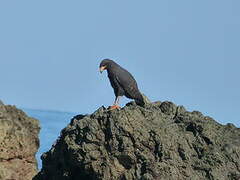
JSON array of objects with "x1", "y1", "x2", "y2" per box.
[
  {"x1": 35, "y1": 101, "x2": 240, "y2": 180},
  {"x1": 0, "y1": 102, "x2": 40, "y2": 180}
]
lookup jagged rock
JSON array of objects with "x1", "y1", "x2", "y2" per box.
[
  {"x1": 0, "y1": 102, "x2": 40, "y2": 180},
  {"x1": 34, "y1": 101, "x2": 240, "y2": 180}
]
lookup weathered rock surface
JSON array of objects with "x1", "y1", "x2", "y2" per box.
[
  {"x1": 35, "y1": 101, "x2": 240, "y2": 180},
  {"x1": 0, "y1": 101, "x2": 40, "y2": 180}
]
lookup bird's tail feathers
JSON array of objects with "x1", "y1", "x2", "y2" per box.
[
  {"x1": 135, "y1": 94, "x2": 145, "y2": 106},
  {"x1": 135, "y1": 93, "x2": 151, "y2": 106}
]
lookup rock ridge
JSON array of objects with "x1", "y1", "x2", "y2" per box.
[
  {"x1": 34, "y1": 101, "x2": 240, "y2": 180},
  {"x1": 0, "y1": 101, "x2": 40, "y2": 180}
]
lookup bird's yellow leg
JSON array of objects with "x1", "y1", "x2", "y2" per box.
[{"x1": 108, "y1": 96, "x2": 121, "y2": 110}]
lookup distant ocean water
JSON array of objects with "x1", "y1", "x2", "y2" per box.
[{"x1": 23, "y1": 109, "x2": 76, "y2": 169}]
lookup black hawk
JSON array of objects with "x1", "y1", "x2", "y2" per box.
[{"x1": 99, "y1": 59, "x2": 144, "y2": 109}]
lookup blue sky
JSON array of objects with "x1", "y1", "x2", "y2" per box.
[{"x1": 0, "y1": 0, "x2": 239, "y2": 126}]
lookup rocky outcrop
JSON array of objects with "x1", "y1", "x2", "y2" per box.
[
  {"x1": 0, "y1": 101, "x2": 40, "y2": 180},
  {"x1": 35, "y1": 101, "x2": 240, "y2": 180}
]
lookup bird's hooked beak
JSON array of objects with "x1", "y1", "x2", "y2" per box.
[{"x1": 99, "y1": 66, "x2": 107, "y2": 73}]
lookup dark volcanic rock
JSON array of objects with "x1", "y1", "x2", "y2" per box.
[
  {"x1": 35, "y1": 101, "x2": 240, "y2": 180},
  {"x1": 0, "y1": 101, "x2": 40, "y2": 180}
]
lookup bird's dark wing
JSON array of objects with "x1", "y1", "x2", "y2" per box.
[
  {"x1": 114, "y1": 67, "x2": 142, "y2": 101},
  {"x1": 108, "y1": 71, "x2": 125, "y2": 97}
]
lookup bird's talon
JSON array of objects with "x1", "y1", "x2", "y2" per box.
[{"x1": 108, "y1": 105, "x2": 121, "y2": 110}]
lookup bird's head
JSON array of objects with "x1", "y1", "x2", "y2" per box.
[{"x1": 99, "y1": 59, "x2": 114, "y2": 73}]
